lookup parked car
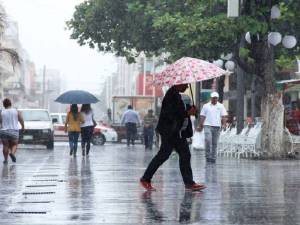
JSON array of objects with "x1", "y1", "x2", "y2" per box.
[
  {"x1": 19, "y1": 109, "x2": 54, "y2": 149},
  {"x1": 50, "y1": 113, "x2": 118, "y2": 145},
  {"x1": 93, "y1": 124, "x2": 118, "y2": 145},
  {"x1": 50, "y1": 113, "x2": 67, "y2": 137}
]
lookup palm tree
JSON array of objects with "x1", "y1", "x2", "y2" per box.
[{"x1": 0, "y1": 4, "x2": 21, "y2": 67}]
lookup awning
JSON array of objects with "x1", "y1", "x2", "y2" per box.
[{"x1": 276, "y1": 79, "x2": 300, "y2": 92}]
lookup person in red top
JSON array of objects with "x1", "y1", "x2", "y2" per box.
[{"x1": 289, "y1": 102, "x2": 300, "y2": 135}]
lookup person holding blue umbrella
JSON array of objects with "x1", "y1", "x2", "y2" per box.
[
  {"x1": 65, "y1": 104, "x2": 84, "y2": 156},
  {"x1": 80, "y1": 104, "x2": 97, "y2": 156}
]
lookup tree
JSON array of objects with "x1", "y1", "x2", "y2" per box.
[
  {"x1": 0, "y1": 5, "x2": 20, "y2": 66},
  {"x1": 68, "y1": 0, "x2": 300, "y2": 158}
]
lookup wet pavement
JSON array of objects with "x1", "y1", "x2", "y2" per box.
[{"x1": 0, "y1": 142, "x2": 300, "y2": 224}]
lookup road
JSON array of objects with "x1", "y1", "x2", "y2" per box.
[{"x1": 0, "y1": 142, "x2": 299, "y2": 224}]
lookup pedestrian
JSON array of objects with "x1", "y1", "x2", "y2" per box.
[
  {"x1": 80, "y1": 104, "x2": 97, "y2": 156},
  {"x1": 121, "y1": 105, "x2": 140, "y2": 146},
  {"x1": 0, "y1": 98, "x2": 24, "y2": 164},
  {"x1": 140, "y1": 84, "x2": 206, "y2": 191},
  {"x1": 65, "y1": 104, "x2": 84, "y2": 156},
  {"x1": 197, "y1": 92, "x2": 227, "y2": 163},
  {"x1": 143, "y1": 109, "x2": 157, "y2": 150}
]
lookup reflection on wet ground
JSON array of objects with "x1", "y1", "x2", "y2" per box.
[{"x1": 0, "y1": 143, "x2": 299, "y2": 224}]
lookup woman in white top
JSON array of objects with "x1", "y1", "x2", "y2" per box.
[
  {"x1": 80, "y1": 104, "x2": 96, "y2": 156},
  {"x1": 0, "y1": 98, "x2": 24, "y2": 164}
]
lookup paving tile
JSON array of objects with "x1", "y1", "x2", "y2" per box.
[{"x1": 0, "y1": 143, "x2": 299, "y2": 224}]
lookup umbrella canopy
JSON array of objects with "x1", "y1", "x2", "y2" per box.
[
  {"x1": 55, "y1": 90, "x2": 99, "y2": 104},
  {"x1": 153, "y1": 57, "x2": 229, "y2": 86}
]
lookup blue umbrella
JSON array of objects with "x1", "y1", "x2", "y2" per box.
[{"x1": 55, "y1": 90, "x2": 99, "y2": 104}]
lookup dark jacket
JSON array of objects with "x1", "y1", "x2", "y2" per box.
[{"x1": 156, "y1": 86, "x2": 193, "y2": 138}]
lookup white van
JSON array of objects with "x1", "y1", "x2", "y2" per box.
[
  {"x1": 19, "y1": 109, "x2": 54, "y2": 149},
  {"x1": 50, "y1": 113, "x2": 67, "y2": 137}
]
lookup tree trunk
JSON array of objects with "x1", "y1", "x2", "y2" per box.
[
  {"x1": 255, "y1": 41, "x2": 286, "y2": 158},
  {"x1": 260, "y1": 94, "x2": 285, "y2": 158}
]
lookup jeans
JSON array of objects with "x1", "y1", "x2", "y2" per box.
[
  {"x1": 144, "y1": 127, "x2": 154, "y2": 149},
  {"x1": 204, "y1": 126, "x2": 221, "y2": 160},
  {"x1": 68, "y1": 132, "x2": 80, "y2": 154},
  {"x1": 125, "y1": 122, "x2": 137, "y2": 145},
  {"x1": 142, "y1": 135, "x2": 194, "y2": 185}
]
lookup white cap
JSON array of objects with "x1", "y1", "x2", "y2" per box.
[{"x1": 210, "y1": 92, "x2": 219, "y2": 98}]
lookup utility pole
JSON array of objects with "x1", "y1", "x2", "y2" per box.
[
  {"x1": 228, "y1": 0, "x2": 245, "y2": 134},
  {"x1": 42, "y1": 65, "x2": 46, "y2": 108},
  {"x1": 143, "y1": 57, "x2": 146, "y2": 96},
  {"x1": 236, "y1": 65, "x2": 245, "y2": 134}
]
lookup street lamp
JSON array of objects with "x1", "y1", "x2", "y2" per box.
[
  {"x1": 244, "y1": 5, "x2": 297, "y2": 49},
  {"x1": 225, "y1": 61, "x2": 235, "y2": 71},
  {"x1": 212, "y1": 57, "x2": 235, "y2": 93},
  {"x1": 227, "y1": 0, "x2": 240, "y2": 17},
  {"x1": 282, "y1": 35, "x2": 297, "y2": 49},
  {"x1": 213, "y1": 58, "x2": 235, "y2": 72},
  {"x1": 268, "y1": 32, "x2": 282, "y2": 46}
]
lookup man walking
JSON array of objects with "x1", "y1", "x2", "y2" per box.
[
  {"x1": 121, "y1": 105, "x2": 140, "y2": 146},
  {"x1": 197, "y1": 92, "x2": 227, "y2": 163},
  {"x1": 140, "y1": 84, "x2": 206, "y2": 191},
  {"x1": 143, "y1": 109, "x2": 157, "y2": 150}
]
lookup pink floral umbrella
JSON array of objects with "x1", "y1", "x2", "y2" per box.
[{"x1": 154, "y1": 57, "x2": 229, "y2": 86}]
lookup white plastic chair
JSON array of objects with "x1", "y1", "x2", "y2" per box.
[
  {"x1": 218, "y1": 127, "x2": 237, "y2": 157},
  {"x1": 228, "y1": 126, "x2": 251, "y2": 158},
  {"x1": 217, "y1": 127, "x2": 230, "y2": 155},
  {"x1": 285, "y1": 127, "x2": 300, "y2": 156},
  {"x1": 238, "y1": 122, "x2": 262, "y2": 158}
]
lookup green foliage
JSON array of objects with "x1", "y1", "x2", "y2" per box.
[
  {"x1": 67, "y1": 0, "x2": 165, "y2": 62},
  {"x1": 275, "y1": 55, "x2": 296, "y2": 71},
  {"x1": 239, "y1": 48, "x2": 250, "y2": 59},
  {"x1": 67, "y1": 0, "x2": 300, "y2": 66}
]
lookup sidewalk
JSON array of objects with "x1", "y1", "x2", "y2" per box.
[{"x1": 0, "y1": 143, "x2": 299, "y2": 224}]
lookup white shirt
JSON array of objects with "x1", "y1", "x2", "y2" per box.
[
  {"x1": 121, "y1": 109, "x2": 140, "y2": 125},
  {"x1": 80, "y1": 111, "x2": 94, "y2": 127},
  {"x1": 1, "y1": 108, "x2": 19, "y2": 130},
  {"x1": 200, "y1": 102, "x2": 227, "y2": 127}
]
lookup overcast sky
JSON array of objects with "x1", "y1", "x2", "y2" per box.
[{"x1": 1, "y1": 0, "x2": 116, "y2": 94}]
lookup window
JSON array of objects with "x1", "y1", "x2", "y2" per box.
[
  {"x1": 21, "y1": 110, "x2": 50, "y2": 121},
  {"x1": 51, "y1": 115, "x2": 59, "y2": 124}
]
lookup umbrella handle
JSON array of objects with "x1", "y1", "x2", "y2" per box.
[
  {"x1": 188, "y1": 84, "x2": 198, "y2": 118},
  {"x1": 189, "y1": 84, "x2": 195, "y2": 105}
]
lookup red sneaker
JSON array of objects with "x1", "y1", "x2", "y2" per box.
[
  {"x1": 185, "y1": 183, "x2": 206, "y2": 191},
  {"x1": 140, "y1": 179, "x2": 156, "y2": 191}
]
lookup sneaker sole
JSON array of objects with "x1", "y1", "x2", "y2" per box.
[
  {"x1": 140, "y1": 182, "x2": 156, "y2": 191},
  {"x1": 185, "y1": 186, "x2": 207, "y2": 191}
]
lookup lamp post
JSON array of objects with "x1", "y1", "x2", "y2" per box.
[
  {"x1": 227, "y1": 1, "x2": 300, "y2": 157},
  {"x1": 228, "y1": 1, "x2": 297, "y2": 130},
  {"x1": 213, "y1": 57, "x2": 235, "y2": 103},
  {"x1": 243, "y1": 4, "x2": 297, "y2": 122}
]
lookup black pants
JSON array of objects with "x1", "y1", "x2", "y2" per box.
[
  {"x1": 144, "y1": 127, "x2": 154, "y2": 149},
  {"x1": 125, "y1": 122, "x2": 137, "y2": 146},
  {"x1": 81, "y1": 126, "x2": 94, "y2": 154},
  {"x1": 142, "y1": 135, "x2": 194, "y2": 185}
]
